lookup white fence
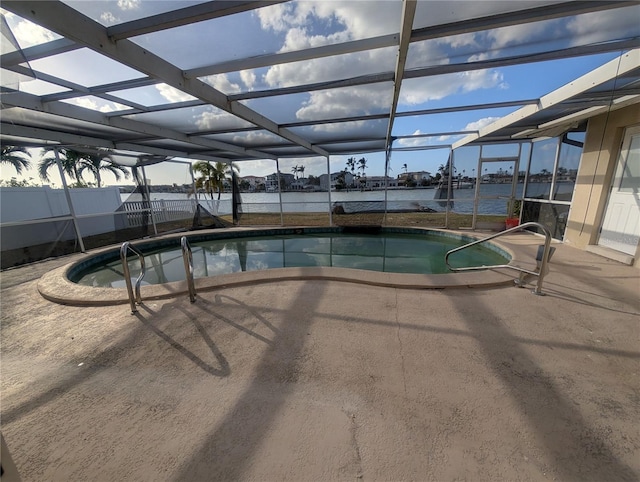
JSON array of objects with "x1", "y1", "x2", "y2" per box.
[
  {"x1": 0, "y1": 188, "x2": 202, "y2": 253},
  {"x1": 121, "y1": 199, "x2": 198, "y2": 227}
]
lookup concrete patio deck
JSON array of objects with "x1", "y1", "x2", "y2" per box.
[{"x1": 1, "y1": 230, "x2": 639, "y2": 481}]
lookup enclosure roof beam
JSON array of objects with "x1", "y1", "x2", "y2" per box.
[
  {"x1": 185, "y1": 34, "x2": 399, "y2": 79},
  {"x1": 0, "y1": 122, "x2": 114, "y2": 149},
  {"x1": 1, "y1": 91, "x2": 278, "y2": 159},
  {"x1": 410, "y1": 1, "x2": 636, "y2": 42},
  {"x1": 2, "y1": 1, "x2": 329, "y2": 158},
  {"x1": 224, "y1": 37, "x2": 639, "y2": 102},
  {"x1": 107, "y1": 1, "x2": 286, "y2": 40},
  {"x1": 453, "y1": 48, "x2": 640, "y2": 149},
  {"x1": 404, "y1": 37, "x2": 640, "y2": 79},
  {"x1": 0, "y1": 38, "x2": 78, "y2": 67},
  {"x1": 384, "y1": 0, "x2": 416, "y2": 160},
  {"x1": 184, "y1": 1, "x2": 630, "y2": 78},
  {"x1": 185, "y1": 100, "x2": 542, "y2": 137}
]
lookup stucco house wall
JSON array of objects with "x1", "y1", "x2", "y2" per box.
[{"x1": 564, "y1": 104, "x2": 640, "y2": 266}]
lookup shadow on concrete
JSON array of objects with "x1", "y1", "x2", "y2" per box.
[
  {"x1": 2, "y1": 297, "x2": 235, "y2": 425},
  {"x1": 451, "y1": 294, "x2": 637, "y2": 481},
  {"x1": 174, "y1": 281, "x2": 324, "y2": 480},
  {"x1": 231, "y1": 299, "x2": 640, "y2": 360},
  {"x1": 137, "y1": 302, "x2": 230, "y2": 377}
]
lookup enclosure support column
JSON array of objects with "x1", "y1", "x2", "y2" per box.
[
  {"x1": 472, "y1": 148, "x2": 480, "y2": 230},
  {"x1": 142, "y1": 166, "x2": 158, "y2": 235},
  {"x1": 549, "y1": 137, "x2": 561, "y2": 202},
  {"x1": 54, "y1": 147, "x2": 85, "y2": 252},
  {"x1": 383, "y1": 142, "x2": 394, "y2": 226},
  {"x1": 276, "y1": 158, "x2": 284, "y2": 226},
  {"x1": 446, "y1": 147, "x2": 453, "y2": 229},
  {"x1": 326, "y1": 155, "x2": 333, "y2": 226},
  {"x1": 189, "y1": 162, "x2": 198, "y2": 208}
]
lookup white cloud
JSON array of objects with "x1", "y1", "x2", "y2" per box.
[
  {"x1": 232, "y1": 131, "x2": 282, "y2": 145},
  {"x1": 487, "y1": 22, "x2": 549, "y2": 51},
  {"x1": 200, "y1": 74, "x2": 242, "y2": 94},
  {"x1": 397, "y1": 130, "x2": 425, "y2": 147},
  {"x1": 8, "y1": 16, "x2": 58, "y2": 48},
  {"x1": 258, "y1": 2, "x2": 507, "y2": 118},
  {"x1": 257, "y1": 1, "x2": 400, "y2": 45},
  {"x1": 464, "y1": 117, "x2": 500, "y2": 131},
  {"x1": 100, "y1": 11, "x2": 121, "y2": 25},
  {"x1": 256, "y1": 3, "x2": 305, "y2": 33},
  {"x1": 117, "y1": 0, "x2": 140, "y2": 11},
  {"x1": 195, "y1": 107, "x2": 237, "y2": 130},
  {"x1": 566, "y1": 6, "x2": 640, "y2": 46},
  {"x1": 295, "y1": 84, "x2": 391, "y2": 124},
  {"x1": 397, "y1": 129, "x2": 462, "y2": 147},
  {"x1": 234, "y1": 159, "x2": 278, "y2": 177},
  {"x1": 155, "y1": 84, "x2": 197, "y2": 103},
  {"x1": 66, "y1": 97, "x2": 128, "y2": 113},
  {"x1": 460, "y1": 69, "x2": 504, "y2": 93},
  {"x1": 399, "y1": 67, "x2": 504, "y2": 106},
  {"x1": 264, "y1": 46, "x2": 393, "y2": 89},
  {"x1": 239, "y1": 70, "x2": 256, "y2": 90}
]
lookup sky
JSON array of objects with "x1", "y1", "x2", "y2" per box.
[{"x1": 1, "y1": 0, "x2": 638, "y2": 187}]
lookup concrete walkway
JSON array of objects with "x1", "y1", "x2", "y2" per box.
[{"x1": 1, "y1": 232, "x2": 639, "y2": 481}]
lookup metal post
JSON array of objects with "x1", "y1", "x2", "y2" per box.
[
  {"x1": 510, "y1": 143, "x2": 522, "y2": 220},
  {"x1": 445, "y1": 148, "x2": 453, "y2": 228},
  {"x1": 141, "y1": 166, "x2": 158, "y2": 235},
  {"x1": 383, "y1": 144, "x2": 392, "y2": 226},
  {"x1": 54, "y1": 147, "x2": 85, "y2": 252},
  {"x1": 534, "y1": 227, "x2": 553, "y2": 296},
  {"x1": 276, "y1": 159, "x2": 284, "y2": 226},
  {"x1": 472, "y1": 147, "x2": 481, "y2": 230},
  {"x1": 326, "y1": 155, "x2": 333, "y2": 226},
  {"x1": 549, "y1": 137, "x2": 561, "y2": 201},
  {"x1": 181, "y1": 236, "x2": 196, "y2": 303},
  {"x1": 189, "y1": 162, "x2": 198, "y2": 206}
]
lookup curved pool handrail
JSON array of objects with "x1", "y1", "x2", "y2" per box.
[
  {"x1": 181, "y1": 236, "x2": 196, "y2": 303},
  {"x1": 120, "y1": 242, "x2": 146, "y2": 313},
  {"x1": 445, "y1": 222, "x2": 553, "y2": 295}
]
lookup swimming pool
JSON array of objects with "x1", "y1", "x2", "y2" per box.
[{"x1": 69, "y1": 227, "x2": 510, "y2": 288}]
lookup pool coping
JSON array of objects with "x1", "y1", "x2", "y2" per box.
[{"x1": 37, "y1": 227, "x2": 524, "y2": 307}]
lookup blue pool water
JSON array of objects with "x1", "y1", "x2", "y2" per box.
[{"x1": 69, "y1": 228, "x2": 510, "y2": 287}]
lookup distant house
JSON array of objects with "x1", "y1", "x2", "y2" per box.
[
  {"x1": 265, "y1": 172, "x2": 295, "y2": 191},
  {"x1": 398, "y1": 171, "x2": 431, "y2": 186},
  {"x1": 241, "y1": 175, "x2": 265, "y2": 191},
  {"x1": 319, "y1": 172, "x2": 354, "y2": 190},
  {"x1": 290, "y1": 178, "x2": 308, "y2": 190},
  {"x1": 362, "y1": 176, "x2": 398, "y2": 189}
]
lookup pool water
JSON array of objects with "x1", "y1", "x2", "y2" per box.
[{"x1": 71, "y1": 232, "x2": 509, "y2": 287}]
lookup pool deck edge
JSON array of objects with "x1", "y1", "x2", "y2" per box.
[{"x1": 37, "y1": 227, "x2": 541, "y2": 307}]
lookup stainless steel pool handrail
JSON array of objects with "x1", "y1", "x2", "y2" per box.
[
  {"x1": 181, "y1": 236, "x2": 196, "y2": 303},
  {"x1": 120, "y1": 242, "x2": 146, "y2": 313},
  {"x1": 444, "y1": 222, "x2": 553, "y2": 295}
]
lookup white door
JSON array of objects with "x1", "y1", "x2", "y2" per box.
[{"x1": 598, "y1": 125, "x2": 640, "y2": 255}]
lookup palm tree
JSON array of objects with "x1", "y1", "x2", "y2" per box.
[
  {"x1": 402, "y1": 163, "x2": 408, "y2": 174},
  {"x1": 39, "y1": 148, "x2": 128, "y2": 187},
  {"x1": 298, "y1": 165, "x2": 305, "y2": 178},
  {"x1": 1, "y1": 146, "x2": 32, "y2": 174},
  {"x1": 291, "y1": 165, "x2": 299, "y2": 179},
  {"x1": 77, "y1": 153, "x2": 129, "y2": 188},
  {"x1": 346, "y1": 157, "x2": 356, "y2": 176},
  {"x1": 357, "y1": 157, "x2": 367, "y2": 177},
  {"x1": 192, "y1": 161, "x2": 238, "y2": 200},
  {"x1": 39, "y1": 148, "x2": 83, "y2": 184}
]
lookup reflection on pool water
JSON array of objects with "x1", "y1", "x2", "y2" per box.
[{"x1": 70, "y1": 230, "x2": 510, "y2": 288}]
